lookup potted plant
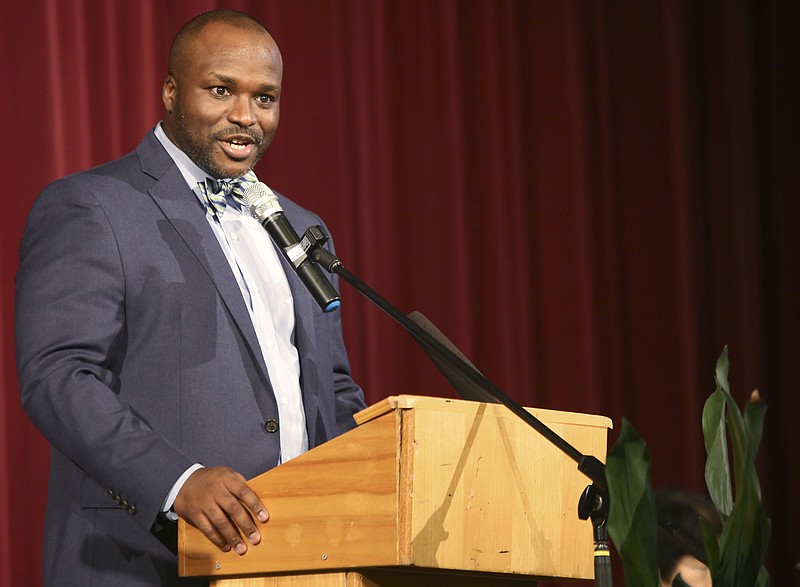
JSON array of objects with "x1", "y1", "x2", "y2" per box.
[{"x1": 605, "y1": 348, "x2": 771, "y2": 585}]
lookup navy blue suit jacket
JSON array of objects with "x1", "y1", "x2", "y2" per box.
[{"x1": 15, "y1": 130, "x2": 366, "y2": 586}]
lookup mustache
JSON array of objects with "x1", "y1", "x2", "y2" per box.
[{"x1": 212, "y1": 125, "x2": 264, "y2": 145}]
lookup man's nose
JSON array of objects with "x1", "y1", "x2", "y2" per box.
[{"x1": 228, "y1": 96, "x2": 256, "y2": 126}]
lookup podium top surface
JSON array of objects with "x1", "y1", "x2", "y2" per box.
[{"x1": 355, "y1": 394, "x2": 613, "y2": 429}]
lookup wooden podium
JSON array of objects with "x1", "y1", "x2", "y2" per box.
[{"x1": 178, "y1": 396, "x2": 611, "y2": 586}]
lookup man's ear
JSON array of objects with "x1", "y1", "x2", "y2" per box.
[{"x1": 162, "y1": 76, "x2": 177, "y2": 112}]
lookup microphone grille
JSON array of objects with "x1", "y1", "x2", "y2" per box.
[{"x1": 243, "y1": 181, "x2": 282, "y2": 221}]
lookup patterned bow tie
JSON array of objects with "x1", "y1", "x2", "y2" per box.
[{"x1": 198, "y1": 170, "x2": 257, "y2": 216}]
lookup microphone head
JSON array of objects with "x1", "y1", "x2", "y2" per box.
[
  {"x1": 243, "y1": 181, "x2": 282, "y2": 221},
  {"x1": 408, "y1": 311, "x2": 499, "y2": 404}
]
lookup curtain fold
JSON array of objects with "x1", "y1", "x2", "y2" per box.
[{"x1": 2, "y1": 1, "x2": 797, "y2": 584}]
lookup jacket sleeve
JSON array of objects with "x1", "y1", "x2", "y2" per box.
[{"x1": 15, "y1": 177, "x2": 194, "y2": 531}]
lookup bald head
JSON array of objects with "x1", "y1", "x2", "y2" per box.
[
  {"x1": 168, "y1": 9, "x2": 275, "y2": 79},
  {"x1": 161, "y1": 10, "x2": 283, "y2": 178}
]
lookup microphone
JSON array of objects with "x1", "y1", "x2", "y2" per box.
[
  {"x1": 243, "y1": 182, "x2": 341, "y2": 313},
  {"x1": 407, "y1": 311, "x2": 499, "y2": 404}
]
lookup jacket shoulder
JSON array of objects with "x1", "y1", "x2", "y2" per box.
[{"x1": 38, "y1": 130, "x2": 169, "y2": 203}]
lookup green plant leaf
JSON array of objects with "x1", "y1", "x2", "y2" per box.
[
  {"x1": 717, "y1": 393, "x2": 769, "y2": 586},
  {"x1": 705, "y1": 349, "x2": 771, "y2": 586},
  {"x1": 699, "y1": 517, "x2": 721, "y2": 575},
  {"x1": 606, "y1": 419, "x2": 659, "y2": 586},
  {"x1": 756, "y1": 565, "x2": 770, "y2": 587},
  {"x1": 723, "y1": 387, "x2": 749, "y2": 496},
  {"x1": 703, "y1": 383, "x2": 733, "y2": 517},
  {"x1": 743, "y1": 392, "x2": 767, "y2": 499},
  {"x1": 714, "y1": 468, "x2": 771, "y2": 586},
  {"x1": 715, "y1": 346, "x2": 731, "y2": 394}
]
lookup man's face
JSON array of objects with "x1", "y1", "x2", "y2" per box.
[{"x1": 162, "y1": 22, "x2": 282, "y2": 178}]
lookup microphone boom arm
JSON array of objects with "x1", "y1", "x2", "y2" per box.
[
  {"x1": 303, "y1": 224, "x2": 713, "y2": 578},
  {"x1": 301, "y1": 225, "x2": 607, "y2": 490}
]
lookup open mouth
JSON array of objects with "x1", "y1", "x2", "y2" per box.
[{"x1": 219, "y1": 138, "x2": 255, "y2": 160}]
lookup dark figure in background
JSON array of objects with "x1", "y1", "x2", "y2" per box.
[
  {"x1": 15, "y1": 9, "x2": 365, "y2": 586},
  {"x1": 656, "y1": 489, "x2": 724, "y2": 586}
]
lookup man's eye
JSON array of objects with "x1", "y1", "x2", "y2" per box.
[
  {"x1": 257, "y1": 94, "x2": 276, "y2": 104},
  {"x1": 211, "y1": 86, "x2": 229, "y2": 96}
]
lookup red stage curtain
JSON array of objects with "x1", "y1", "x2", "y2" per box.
[{"x1": 1, "y1": 1, "x2": 797, "y2": 584}]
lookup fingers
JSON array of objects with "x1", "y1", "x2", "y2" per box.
[
  {"x1": 173, "y1": 466, "x2": 270, "y2": 555},
  {"x1": 236, "y1": 481, "x2": 270, "y2": 525}
]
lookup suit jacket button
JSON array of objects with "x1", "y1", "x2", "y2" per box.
[
  {"x1": 264, "y1": 419, "x2": 279, "y2": 433},
  {"x1": 128, "y1": 505, "x2": 137, "y2": 515}
]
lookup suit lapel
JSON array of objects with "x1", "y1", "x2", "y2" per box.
[
  {"x1": 135, "y1": 131, "x2": 327, "y2": 437},
  {"x1": 136, "y1": 133, "x2": 273, "y2": 397}
]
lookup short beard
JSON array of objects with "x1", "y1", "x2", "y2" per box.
[{"x1": 171, "y1": 104, "x2": 272, "y2": 179}]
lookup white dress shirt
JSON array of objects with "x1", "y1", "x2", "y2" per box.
[{"x1": 154, "y1": 124, "x2": 308, "y2": 514}]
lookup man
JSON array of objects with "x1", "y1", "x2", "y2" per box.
[{"x1": 15, "y1": 9, "x2": 365, "y2": 586}]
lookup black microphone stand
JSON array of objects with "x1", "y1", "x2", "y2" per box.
[{"x1": 302, "y1": 226, "x2": 612, "y2": 586}]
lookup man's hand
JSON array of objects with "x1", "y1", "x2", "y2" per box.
[{"x1": 173, "y1": 466, "x2": 269, "y2": 555}]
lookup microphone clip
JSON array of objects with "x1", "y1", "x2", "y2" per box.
[{"x1": 301, "y1": 225, "x2": 342, "y2": 273}]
